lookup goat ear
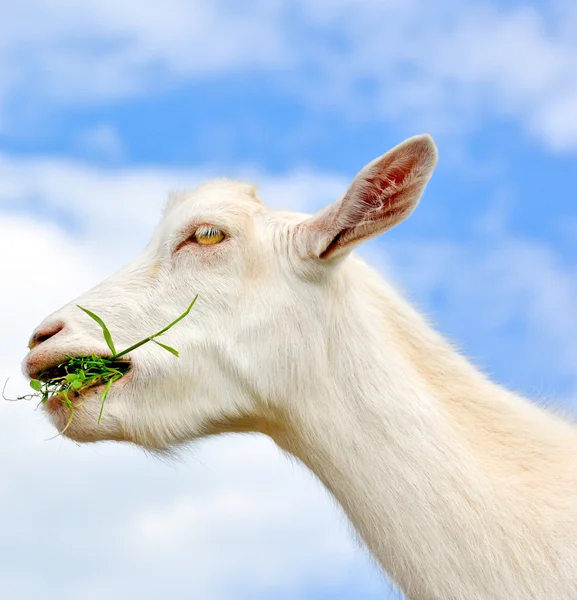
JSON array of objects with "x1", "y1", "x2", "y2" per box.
[{"x1": 300, "y1": 134, "x2": 437, "y2": 261}]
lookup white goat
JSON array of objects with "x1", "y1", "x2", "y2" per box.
[{"x1": 24, "y1": 135, "x2": 577, "y2": 599}]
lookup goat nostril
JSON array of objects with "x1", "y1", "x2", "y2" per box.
[{"x1": 29, "y1": 321, "x2": 65, "y2": 349}]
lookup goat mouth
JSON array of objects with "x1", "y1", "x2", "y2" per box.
[
  {"x1": 39, "y1": 355, "x2": 132, "y2": 418},
  {"x1": 36, "y1": 357, "x2": 132, "y2": 384}
]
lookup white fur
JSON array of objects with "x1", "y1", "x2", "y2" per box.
[{"x1": 24, "y1": 135, "x2": 577, "y2": 599}]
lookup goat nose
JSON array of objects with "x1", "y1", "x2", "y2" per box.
[{"x1": 28, "y1": 320, "x2": 65, "y2": 350}]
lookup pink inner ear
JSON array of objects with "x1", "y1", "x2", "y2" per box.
[
  {"x1": 349, "y1": 157, "x2": 418, "y2": 227},
  {"x1": 317, "y1": 136, "x2": 437, "y2": 259},
  {"x1": 366, "y1": 156, "x2": 413, "y2": 191}
]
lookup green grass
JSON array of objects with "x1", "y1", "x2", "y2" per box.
[{"x1": 17, "y1": 296, "x2": 198, "y2": 433}]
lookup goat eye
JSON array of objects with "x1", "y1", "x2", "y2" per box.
[{"x1": 191, "y1": 225, "x2": 225, "y2": 245}]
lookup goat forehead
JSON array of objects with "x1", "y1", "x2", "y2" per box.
[{"x1": 164, "y1": 179, "x2": 262, "y2": 216}]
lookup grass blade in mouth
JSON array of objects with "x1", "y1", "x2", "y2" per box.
[{"x1": 76, "y1": 306, "x2": 117, "y2": 356}]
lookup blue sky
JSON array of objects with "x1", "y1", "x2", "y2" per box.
[{"x1": 1, "y1": 0, "x2": 577, "y2": 598}]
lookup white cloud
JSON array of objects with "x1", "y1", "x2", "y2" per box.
[
  {"x1": 125, "y1": 437, "x2": 370, "y2": 597},
  {"x1": 0, "y1": 0, "x2": 289, "y2": 122},
  {"x1": 290, "y1": 0, "x2": 577, "y2": 151},
  {"x1": 3, "y1": 0, "x2": 577, "y2": 151}
]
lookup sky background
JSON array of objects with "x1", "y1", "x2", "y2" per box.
[{"x1": 1, "y1": 0, "x2": 577, "y2": 598}]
